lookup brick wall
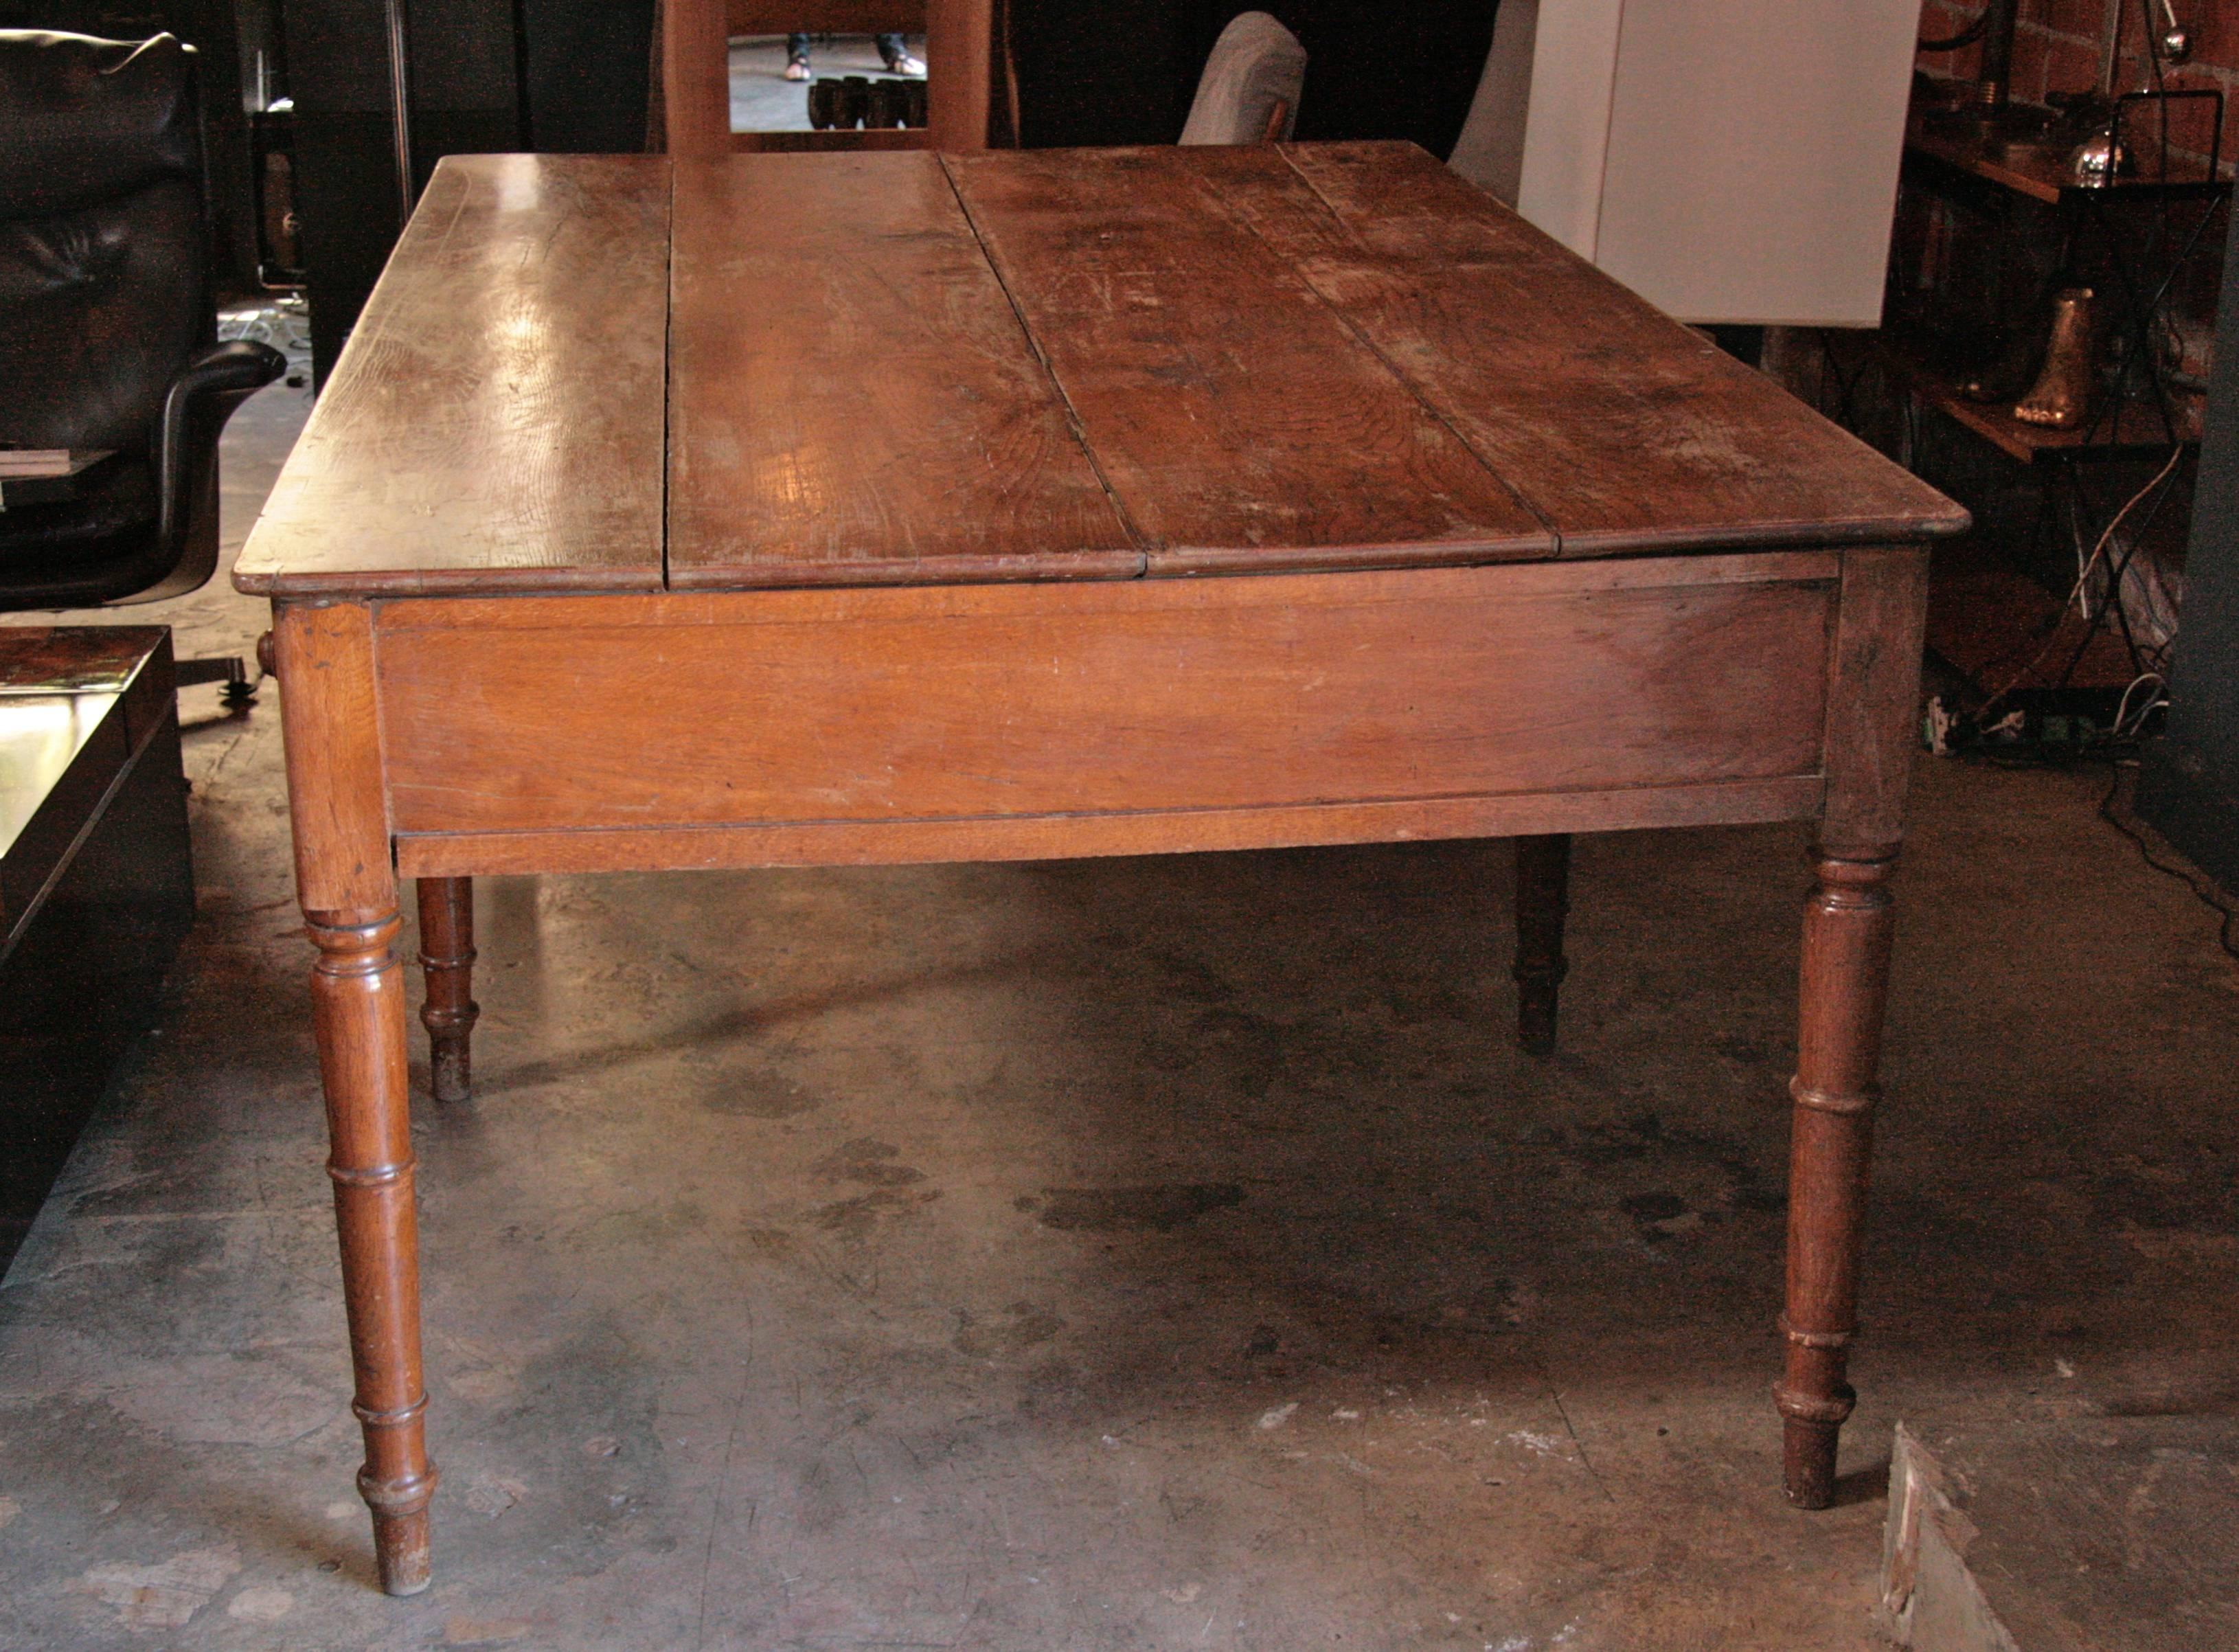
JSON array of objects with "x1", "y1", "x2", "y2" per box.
[{"x1": 1918, "y1": 0, "x2": 2239, "y2": 172}]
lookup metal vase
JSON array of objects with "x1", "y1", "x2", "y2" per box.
[{"x1": 2014, "y1": 288, "x2": 2099, "y2": 429}]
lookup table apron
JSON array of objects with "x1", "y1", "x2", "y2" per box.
[{"x1": 365, "y1": 552, "x2": 1855, "y2": 877}]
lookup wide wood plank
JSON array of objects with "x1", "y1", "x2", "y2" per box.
[
  {"x1": 374, "y1": 555, "x2": 1834, "y2": 838},
  {"x1": 235, "y1": 155, "x2": 670, "y2": 596},
  {"x1": 666, "y1": 152, "x2": 1139, "y2": 589},
  {"x1": 942, "y1": 146, "x2": 1554, "y2": 575},
  {"x1": 1200, "y1": 142, "x2": 1969, "y2": 556}
]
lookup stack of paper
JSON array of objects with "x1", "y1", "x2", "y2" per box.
[
  {"x1": 0, "y1": 449, "x2": 116, "y2": 510},
  {"x1": 0, "y1": 449, "x2": 77, "y2": 478}
]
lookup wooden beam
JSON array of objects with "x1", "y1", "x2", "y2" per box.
[
  {"x1": 663, "y1": 0, "x2": 731, "y2": 159},
  {"x1": 926, "y1": 0, "x2": 990, "y2": 150}
]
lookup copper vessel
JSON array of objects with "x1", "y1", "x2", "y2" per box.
[{"x1": 2014, "y1": 288, "x2": 2098, "y2": 429}]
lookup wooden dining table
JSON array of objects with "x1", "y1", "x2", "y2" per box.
[{"x1": 234, "y1": 141, "x2": 1966, "y2": 1596}]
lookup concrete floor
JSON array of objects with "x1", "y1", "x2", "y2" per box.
[
  {"x1": 1, "y1": 385, "x2": 2236, "y2": 1651},
  {"x1": 729, "y1": 35, "x2": 923, "y2": 135}
]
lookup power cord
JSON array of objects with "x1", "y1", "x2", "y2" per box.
[
  {"x1": 2098, "y1": 756, "x2": 2239, "y2": 963},
  {"x1": 1970, "y1": 444, "x2": 2185, "y2": 725}
]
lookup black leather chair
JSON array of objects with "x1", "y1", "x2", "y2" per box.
[{"x1": 0, "y1": 30, "x2": 285, "y2": 697}]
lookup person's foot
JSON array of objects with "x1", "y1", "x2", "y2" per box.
[
  {"x1": 880, "y1": 44, "x2": 925, "y2": 76},
  {"x1": 784, "y1": 46, "x2": 811, "y2": 81}
]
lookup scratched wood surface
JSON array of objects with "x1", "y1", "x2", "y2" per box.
[
  {"x1": 942, "y1": 146, "x2": 1553, "y2": 574},
  {"x1": 240, "y1": 143, "x2": 1963, "y2": 598},
  {"x1": 1214, "y1": 142, "x2": 1970, "y2": 556},
  {"x1": 666, "y1": 152, "x2": 1138, "y2": 589},
  {"x1": 374, "y1": 555, "x2": 1835, "y2": 837},
  {"x1": 233, "y1": 155, "x2": 670, "y2": 597}
]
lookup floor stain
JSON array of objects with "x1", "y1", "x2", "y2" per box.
[
  {"x1": 815, "y1": 1137, "x2": 927, "y2": 1188},
  {"x1": 1024, "y1": 1183, "x2": 1246, "y2": 1234},
  {"x1": 813, "y1": 1187, "x2": 940, "y2": 1239},
  {"x1": 953, "y1": 1303, "x2": 1065, "y2": 1358},
  {"x1": 74, "y1": 1544, "x2": 240, "y2": 1629}
]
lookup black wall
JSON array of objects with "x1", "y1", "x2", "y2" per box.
[
  {"x1": 289, "y1": 0, "x2": 657, "y2": 380},
  {"x1": 284, "y1": 0, "x2": 1492, "y2": 381},
  {"x1": 288, "y1": 0, "x2": 525, "y2": 378},
  {"x1": 2141, "y1": 200, "x2": 2239, "y2": 892},
  {"x1": 518, "y1": 0, "x2": 650, "y2": 155},
  {"x1": 1014, "y1": 0, "x2": 1494, "y2": 156}
]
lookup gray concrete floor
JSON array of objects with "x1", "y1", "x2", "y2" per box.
[
  {"x1": 1, "y1": 385, "x2": 2236, "y2": 1651},
  {"x1": 729, "y1": 35, "x2": 924, "y2": 135}
]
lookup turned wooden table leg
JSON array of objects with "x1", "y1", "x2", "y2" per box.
[
  {"x1": 277, "y1": 602, "x2": 437, "y2": 1594},
  {"x1": 1513, "y1": 833, "x2": 1571, "y2": 1056},
  {"x1": 312, "y1": 910, "x2": 438, "y2": 1590},
  {"x1": 1776, "y1": 845, "x2": 1896, "y2": 1507},
  {"x1": 416, "y1": 877, "x2": 479, "y2": 1104},
  {"x1": 1774, "y1": 544, "x2": 1928, "y2": 1507}
]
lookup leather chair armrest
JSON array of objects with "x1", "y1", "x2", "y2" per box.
[{"x1": 155, "y1": 340, "x2": 287, "y2": 561}]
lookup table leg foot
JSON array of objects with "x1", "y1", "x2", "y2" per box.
[
  {"x1": 1781, "y1": 1416, "x2": 1843, "y2": 1510},
  {"x1": 363, "y1": 1466, "x2": 435, "y2": 1595},
  {"x1": 310, "y1": 910, "x2": 439, "y2": 1594},
  {"x1": 416, "y1": 876, "x2": 478, "y2": 1104},
  {"x1": 1512, "y1": 833, "x2": 1571, "y2": 1056},
  {"x1": 1775, "y1": 844, "x2": 1895, "y2": 1510}
]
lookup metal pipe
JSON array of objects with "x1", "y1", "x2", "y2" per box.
[
  {"x1": 1976, "y1": 0, "x2": 2017, "y2": 110},
  {"x1": 385, "y1": 0, "x2": 416, "y2": 228}
]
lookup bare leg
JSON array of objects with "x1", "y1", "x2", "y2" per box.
[
  {"x1": 277, "y1": 602, "x2": 437, "y2": 1594},
  {"x1": 1512, "y1": 834, "x2": 1571, "y2": 1056},
  {"x1": 416, "y1": 876, "x2": 479, "y2": 1104},
  {"x1": 1776, "y1": 845, "x2": 1896, "y2": 1508}
]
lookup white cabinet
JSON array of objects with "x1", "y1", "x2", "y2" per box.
[{"x1": 1505, "y1": 0, "x2": 1921, "y2": 327}]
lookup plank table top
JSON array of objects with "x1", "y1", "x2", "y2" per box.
[{"x1": 234, "y1": 142, "x2": 1963, "y2": 599}]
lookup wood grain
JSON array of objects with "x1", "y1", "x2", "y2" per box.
[
  {"x1": 662, "y1": 0, "x2": 730, "y2": 160},
  {"x1": 1821, "y1": 546, "x2": 1931, "y2": 854},
  {"x1": 234, "y1": 156, "x2": 670, "y2": 597},
  {"x1": 273, "y1": 600, "x2": 436, "y2": 1596},
  {"x1": 727, "y1": 0, "x2": 924, "y2": 32},
  {"x1": 415, "y1": 876, "x2": 477, "y2": 1105},
  {"x1": 1772, "y1": 547, "x2": 1923, "y2": 1507},
  {"x1": 943, "y1": 146, "x2": 1553, "y2": 574},
  {"x1": 1779, "y1": 846, "x2": 1898, "y2": 1508},
  {"x1": 924, "y1": 0, "x2": 992, "y2": 152},
  {"x1": 731, "y1": 128, "x2": 935, "y2": 153},
  {"x1": 373, "y1": 556, "x2": 1835, "y2": 837},
  {"x1": 1195, "y1": 142, "x2": 1970, "y2": 556},
  {"x1": 394, "y1": 778, "x2": 1827, "y2": 879},
  {"x1": 666, "y1": 152, "x2": 1138, "y2": 589},
  {"x1": 272, "y1": 604, "x2": 394, "y2": 916}
]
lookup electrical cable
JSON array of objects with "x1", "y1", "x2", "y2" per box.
[
  {"x1": 2098, "y1": 758, "x2": 2239, "y2": 962},
  {"x1": 2112, "y1": 669, "x2": 2168, "y2": 735},
  {"x1": 1920, "y1": 13, "x2": 1992, "y2": 53},
  {"x1": 2051, "y1": 469, "x2": 2177, "y2": 690},
  {"x1": 1973, "y1": 443, "x2": 2185, "y2": 717}
]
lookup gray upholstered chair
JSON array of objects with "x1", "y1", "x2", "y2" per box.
[
  {"x1": 1448, "y1": 0, "x2": 1537, "y2": 207},
  {"x1": 1179, "y1": 11, "x2": 1306, "y2": 146}
]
